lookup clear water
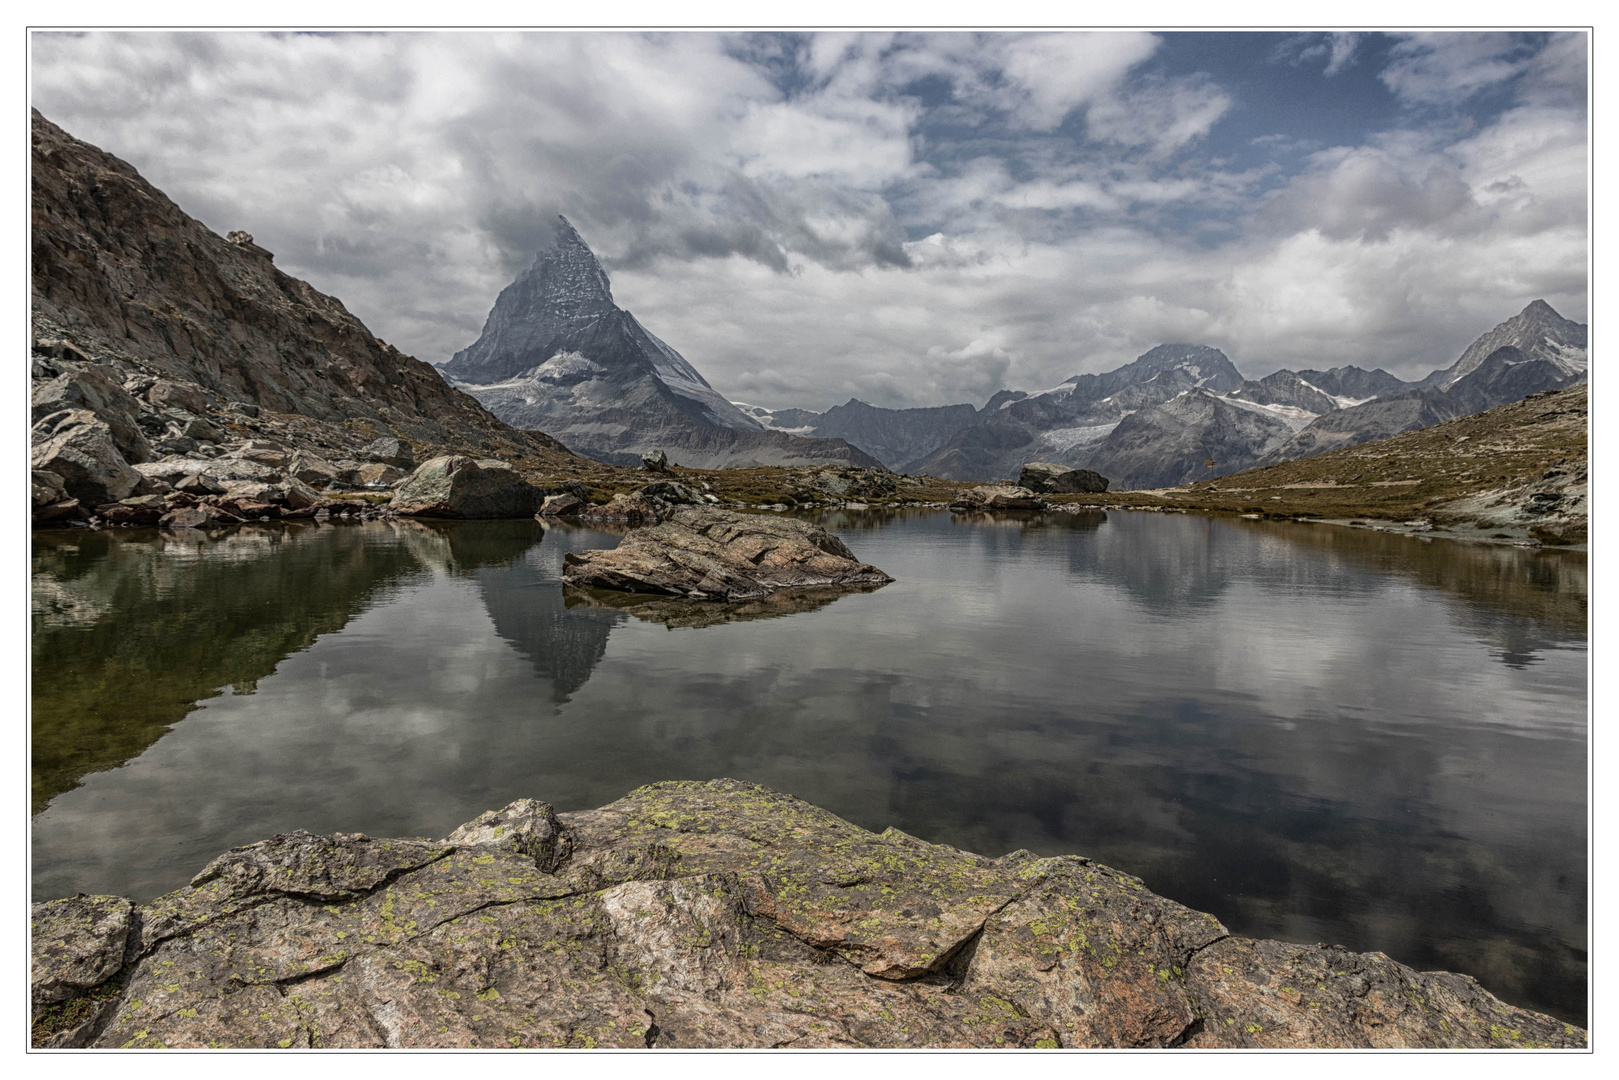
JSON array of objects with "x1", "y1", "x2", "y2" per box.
[{"x1": 30, "y1": 510, "x2": 1588, "y2": 1024}]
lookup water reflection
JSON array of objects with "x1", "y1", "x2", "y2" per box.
[
  {"x1": 31, "y1": 510, "x2": 1586, "y2": 1023},
  {"x1": 564, "y1": 583, "x2": 885, "y2": 629}
]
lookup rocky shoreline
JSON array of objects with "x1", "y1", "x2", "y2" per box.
[{"x1": 31, "y1": 780, "x2": 1585, "y2": 1049}]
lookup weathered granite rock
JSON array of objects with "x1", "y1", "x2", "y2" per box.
[
  {"x1": 392, "y1": 455, "x2": 543, "y2": 519},
  {"x1": 145, "y1": 379, "x2": 214, "y2": 415},
  {"x1": 280, "y1": 477, "x2": 325, "y2": 511},
  {"x1": 287, "y1": 450, "x2": 341, "y2": 488},
  {"x1": 345, "y1": 462, "x2": 405, "y2": 488},
  {"x1": 358, "y1": 437, "x2": 415, "y2": 469},
  {"x1": 949, "y1": 485, "x2": 1047, "y2": 511},
  {"x1": 579, "y1": 492, "x2": 661, "y2": 526},
  {"x1": 32, "y1": 469, "x2": 68, "y2": 508},
  {"x1": 30, "y1": 781, "x2": 1586, "y2": 1049},
  {"x1": 31, "y1": 364, "x2": 154, "y2": 464},
  {"x1": 539, "y1": 492, "x2": 584, "y2": 517},
  {"x1": 174, "y1": 473, "x2": 227, "y2": 497},
  {"x1": 1018, "y1": 462, "x2": 1109, "y2": 494},
  {"x1": 30, "y1": 410, "x2": 143, "y2": 505},
  {"x1": 642, "y1": 448, "x2": 668, "y2": 472},
  {"x1": 228, "y1": 440, "x2": 291, "y2": 467},
  {"x1": 136, "y1": 457, "x2": 282, "y2": 486},
  {"x1": 563, "y1": 506, "x2": 894, "y2": 601}
]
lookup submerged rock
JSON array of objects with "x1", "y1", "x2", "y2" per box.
[
  {"x1": 392, "y1": 455, "x2": 543, "y2": 519},
  {"x1": 30, "y1": 780, "x2": 1586, "y2": 1049},
  {"x1": 562, "y1": 506, "x2": 894, "y2": 601}
]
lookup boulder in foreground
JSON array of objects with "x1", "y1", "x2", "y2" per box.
[
  {"x1": 31, "y1": 780, "x2": 1585, "y2": 1049},
  {"x1": 562, "y1": 506, "x2": 893, "y2": 601},
  {"x1": 391, "y1": 455, "x2": 543, "y2": 519}
]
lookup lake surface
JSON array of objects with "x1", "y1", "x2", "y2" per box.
[{"x1": 31, "y1": 510, "x2": 1588, "y2": 1024}]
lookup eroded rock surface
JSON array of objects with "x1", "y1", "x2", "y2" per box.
[
  {"x1": 391, "y1": 455, "x2": 543, "y2": 519},
  {"x1": 1018, "y1": 462, "x2": 1109, "y2": 494},
  {"x1": 31, "y1": 780, "x2": 1585, "y2": 1049},
  {"x1": 562, "y1": 507, "x2": 893, "y2": 601},
  {"x1": 949, "y1": 485, "x2": 1047, "y2": 511}
]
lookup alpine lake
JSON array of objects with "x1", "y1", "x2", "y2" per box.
[{"x1": 30, "y1": 508, "x2": 1588, "y2": 1025}]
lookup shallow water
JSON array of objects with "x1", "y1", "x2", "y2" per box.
[{"x1": 30, "y1": 510, "x2": 1588, "y2": 1023}]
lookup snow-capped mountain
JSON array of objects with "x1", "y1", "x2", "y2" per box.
[{"x1": 441, "y1": 217, "x2": 878, "y2": 469}]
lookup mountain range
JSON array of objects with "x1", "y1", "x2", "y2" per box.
[{"x1": 735, "y1": 302, "x2": 1586, "y2": 489}]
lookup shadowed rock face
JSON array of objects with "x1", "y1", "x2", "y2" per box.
[
  {"x1": 562, "y1": 507, "x2": 894, "y2": 602},
  {"x1": 30, "y1": 780, "x2": 1587, "y2": 1049},
  {"x1": 391, "y1": 455, "x2": 543, "y2": 519}
]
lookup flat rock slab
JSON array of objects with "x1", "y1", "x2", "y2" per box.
[
  {"x1": 561, "y1": 506, "x2": 893, "y2": 602},
  {"x1": 32, "y1": 780, "x2": 1586, "y2": 1049}
]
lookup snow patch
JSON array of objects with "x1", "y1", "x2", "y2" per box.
[
  {"x1": 1038, "y1": 422, "x2": 1122, "y2": 452},
  {"x1": 1220, "y1": 396, "x2": 1320, "y2": 431}
]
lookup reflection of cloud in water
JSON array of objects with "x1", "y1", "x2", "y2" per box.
[{"x1": 30, "y1": 509, "x2": 1587, "y2": 1023}]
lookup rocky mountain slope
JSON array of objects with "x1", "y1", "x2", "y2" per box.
[
  {"x1": 1103, "y1": 384, "x2": 1588, "y2": 546},
  {"x1": 30, "y1": 110, "x2": 564, "y2": 466},
  {"x1": 441, "y1": 217, "x2": 879, "y2": 470},
  {"x1": 32, "y1": 780, "x2": 1585, "y2": 1049}
]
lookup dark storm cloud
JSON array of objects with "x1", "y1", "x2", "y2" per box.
[{"x1": 30, "y1": 30, "x2": 1587, "y2": 406}]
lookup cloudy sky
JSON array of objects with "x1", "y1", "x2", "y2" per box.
[{"x1": 30, "y1": 30, "x2": 1588, "y2": 411}]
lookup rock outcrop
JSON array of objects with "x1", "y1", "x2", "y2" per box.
[
  {"x1": 949, "y1": 485, "x2": 1047, "y2": 511},
  {"x1": 562, "y1": 507, "x2": 893, "y2": 601},
  {"x1": 390, "y1": 456, "x2": 544, "y2": 519},
  {"x1": 1018, "y1": 462, "x2": 1109, "y2": 494},
  {"x1": 31, "y1": 781, "x2": 1586, "y2": 1049}
]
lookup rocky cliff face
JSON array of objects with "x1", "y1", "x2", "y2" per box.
[
  {"x1": 442, "y1": 217, "x2": 880, "y2": 470},
  {"x1": 30, "y1": 110, "x2": 562, "y2": 462},
  {"x1": 766, "y1": 398, "x2": 983, "y2": 471},
  {"x1": 1422, "y1": 299, "x2": 1588, "y2": 390},
  {"x1": 31, "y1": 780, "x2": 1585, "y2": 1049}
]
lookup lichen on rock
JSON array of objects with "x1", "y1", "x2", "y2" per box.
[{"x1": 31, "y1": 780, "x2": 1588, "y2": 1049}]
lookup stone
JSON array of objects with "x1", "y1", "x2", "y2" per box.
[
  {"x1": 174, "y1": 473, "x2": 227, "y2": 497},
  {"x1": 346, "y1": 462, "x2": 404, "y2": 488},
  {"x1": 539, "y1": 493, "x2": 584, "y2": 517},
  {"x1": 280, "y1": 477, "x2": 325, "y2": 511},
  {"x1": 168, "y1": 412, "x2": 226, "y2": 444},
  {"x1": 579, "y1": 493, "x2": 661, "y2": 526},
  {"x1": 219, "y1": 480, "x2": 283, "y2": 504},
  {"x1": 34, "y1": 498, "x2": 82, "y2": 523},
  {"x1": 101, "y1": 494, "x2": 169, "y2": 525},
  {"x1": 228, "y1": 440, "x2": 290, "y2": 466},
  {"x1": 136, "y1": 457, "x2": 282, "y2": 486},
  {"x1": 563, "y1": 506, "x2": 894, "y2": 601},
  {"x1": 391, "y1": 455, "x2": 544, "y2": 519},
  {"x1": 358, "y1": 437, "x2": 415, "y2": 469},
  {"x1": 635, "y1": 480, "x2": 702, "y2": 505},
  {"x1": 30, "y1": 410, "x2": 143, "y2": 505},
  {"x1": 144, "y1": 379, "x2": 214, "y2": 415},
  {"x1": 31, "y1": 894, "x2": 134, "y2": 1006},
  {"x1": 28, "y1": 781, "x2": 1588, "y2": 1050},
  {"x1": 32, "y1": 469, "x2": 68, "y2": 508},
  {"x1": 287, "y1": 450, "x2": 341, "y2": 488},
  {"x1": 949, "y1": 484, "x2": 1047, "y2": 511},
  {"x1": 227, "y1": 401, "x2": 260, "y2": 418},
  {"x1": 1018, "y1": 461, "x2": 1110, "y2": 494},
  {"x1": 160, "y1": 505, "x2": 221, "y2": 529},
  {"x1": 31, "y1": 364, "x2": 154, "y2": 464},
  {"x1": 642, "y1": 448, "x2": 668, "y2": 472}
]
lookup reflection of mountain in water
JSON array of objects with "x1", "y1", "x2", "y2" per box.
[
  {"x1": 31, "y1": 523, "x2": 431, "y2": 812},
  {"x1": 386, "y1": 519, "x2": 628, "y2": 703},
  {"x1": 564, "y1": 583, "x2": 884, "y2": 629}
]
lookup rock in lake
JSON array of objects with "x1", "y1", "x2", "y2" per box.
[
  {"x1": 949, "y1": 484, "x2": 1048, "y2": 511},
  {"x1": 1018, "y1": 461, "x2": 1110, "y2": 494},
  {"x1": 563, "y1": 506, "x2": 894, "y2": 601},
  {"x1": 29, "y1": 780, "x2": 1587, "y2": 1049},
  {"x1": 538, "y1": 492, "x2": 584, "y2": 517},
  {"x1": 392, "y1": 454, "x2": 543, "y2": 519}
]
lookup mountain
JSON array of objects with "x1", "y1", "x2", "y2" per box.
[
  {"x1": 1084, "y1": 389, "x2": 1298, "y2": 491},
  {"x1": 29, "y1": 109, "x2": 559, "y2": 464},
  {"x1": 907, "y1": 344, "x2": 1246, "y2": 481},
  {"x1": 1420, "y1": 299, "x2": 1588, "y2": 390},
  {"x1": 441, "y1": 217, "x2": 879, "y2": 469},
  {"x1": 1264, "y1": 302, "x2": 1587, "y2": 466},
  {"x1": 733, "y1": 398, "x2": 981, "y2": 472}
]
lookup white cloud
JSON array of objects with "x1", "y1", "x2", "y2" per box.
[{"x1": 29, "y1": 30, "x2": 1587, "y2": 408}]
